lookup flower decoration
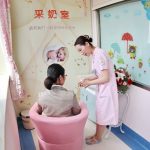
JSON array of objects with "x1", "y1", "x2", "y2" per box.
[{"x1": 114, "y1": 66, "x2": 133, "y2": 94}]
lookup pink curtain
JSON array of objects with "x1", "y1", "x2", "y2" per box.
[{"x1": 0, "y1": 0, "x2": 24, "y2": 100}]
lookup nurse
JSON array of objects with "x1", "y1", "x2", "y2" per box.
[{"x1": 74, "y1": 35, "x2": 118, "y2": 145}]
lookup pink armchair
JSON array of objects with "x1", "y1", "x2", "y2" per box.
[{"x1": 29, "y1": 102, "x2": 88, "y2": 150}]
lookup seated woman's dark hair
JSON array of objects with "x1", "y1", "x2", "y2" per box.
[
  {"x1": 44, "y1": 63, "x2": 65, "y2": 90},
  {"x1": 74, "y1": 35, "x2": 93, "y2": 46}
]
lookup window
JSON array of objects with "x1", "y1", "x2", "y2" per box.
[{"x1": 99, "y1": 0, "x2": 150, "y2": 90}]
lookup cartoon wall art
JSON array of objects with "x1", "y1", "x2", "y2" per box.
[
  {"x1": 111, "y1": 43, "x2": 121, "y2": 54},
  {"x1": 43, "y1": 44, "x2": 68, "y2": 65},
  {"x1": 74, "y1": 57, "x2": 86, "y2": 67},
  {"x1": 131, "y1": 66, "x2": 135, "y2": 70},
  {"x1": 122, "y1": 32, "x2": 133, "y2": 53},
  {"x1": 138, "y1": 58, "x2": 143, "y2": 69},
  {"x1": 117, "y1": 56, "x2": 124, "y2": 64},
  {"x1": 128, "y1": 45, "x2": 136, "y2": 59},
  {"x1": 148, "y1": 58, "x2": 150, "y2": 67},
  {"x1": 108, "y1": 49, "x2": 114, "y2": 58}
]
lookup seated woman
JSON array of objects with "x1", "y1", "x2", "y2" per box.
[{"x1": 38, "y1": 63, "x2": 81, "y2": 117}]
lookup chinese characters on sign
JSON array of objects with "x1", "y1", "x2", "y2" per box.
[
  {"x1": 29, "y1": 25, "x2": 75, "y2": 31},
  {"x1": 34, "y1": 9, "x2": 70, "y2": 19}
]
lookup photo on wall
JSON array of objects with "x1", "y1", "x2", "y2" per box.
[{"x1": 43, "y1": 44, "x2": 69, "y2": 65}]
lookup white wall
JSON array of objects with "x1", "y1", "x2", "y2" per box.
[
  {"x1": 125, "y1": 86, "x2": 150, "y2": 141},
  {"x1": 91, "y1": 0, "x2": 150, "y2": 142},
  {"x1": 0, "y1": 46, "x2": 7, "y2": 74},
  {"x1": 0, "y1": 75, "x2": 20, "y2": 150},
  {"x1": 5, "y1": 88, "x2": 21, "y2": 150},
  {"x1": 0, "y1": 75, "x2": 8, "y2": 150}
]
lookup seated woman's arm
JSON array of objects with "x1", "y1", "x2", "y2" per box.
[
  {"x1": 71, "y1": 94, "x2": 81, "y2": 115},
  {"x1": 37, "y1": 104, "x2": 43, "y2": 114}
]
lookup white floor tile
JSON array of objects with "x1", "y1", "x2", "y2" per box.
[{"x1": 83, "y1": 120, "x2": 131, "y2": 150}]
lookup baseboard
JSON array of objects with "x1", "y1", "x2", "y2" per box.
[{"x1": 111, "y1": 124, "x2": 150, "y2": 150}]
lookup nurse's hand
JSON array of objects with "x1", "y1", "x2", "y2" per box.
[{"x1": 79, "y1": 79, "x2": 90, "y2": 88}]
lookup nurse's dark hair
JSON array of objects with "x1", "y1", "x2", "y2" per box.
[
  {"x1": 44, "y1": 63, "x2": 65, "y2": 90},
  {"x1": 74, "y1": 35, "x2": 93, "y2": 46}
]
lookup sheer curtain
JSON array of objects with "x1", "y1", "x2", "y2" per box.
[{"x1": 0, "y1": 0, "x2": 24, "y2": 100}]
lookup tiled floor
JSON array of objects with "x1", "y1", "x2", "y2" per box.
[{"x1": 32, "y1": 120, "x2": 131, "y2": 150}]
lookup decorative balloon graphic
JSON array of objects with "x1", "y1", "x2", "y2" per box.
[
  {"x1": 141, "y1": 0, "x2": 150, "y2": 43},
  {"x1": 111, "y1": 43, "x2": 121, "y2": 54}
]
